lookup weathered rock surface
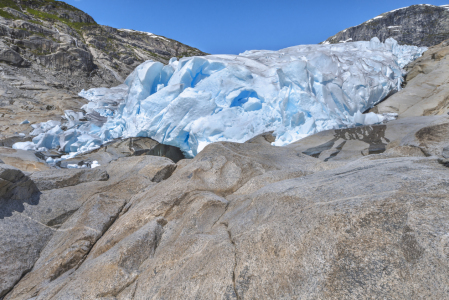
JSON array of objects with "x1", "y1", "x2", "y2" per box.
[
  {"x1": 0, "y1": 154, "x2": 177, "y2": 298},
  {"x1": 0, "y1": 147, "x2": 49, "y2": 172},
  {"x1": 290, "y1": 115, "x2": 449, "y2": 162},
  {"x1": 2, "y1": 2, "x2": 449, "y2": 300},
  {"x1": 0, "y1": 164, "x2": 42, "y2": 299},
  {"x1": 2, "y1": 115, "x2": 449, "y2": 299},
  {"x1": 370, "y1": 39, "x2": 449, "y2": 117},
  {"x1": 323, "y1": 4, "x2": 449, "y2": 47}
]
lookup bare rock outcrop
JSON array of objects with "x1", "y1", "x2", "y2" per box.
[
  {"x1": 370, "y1": 39, "x2": 449, "y2": 117},
  {"x1": 1, "y1": 115, "x2": 449, "y2": 299},
  {"x1": 0, "y1": 154, "x2": 177, "y2": 298},
  {"x1": 323, "y1": 4, "x2": 449, "y2": 47}
]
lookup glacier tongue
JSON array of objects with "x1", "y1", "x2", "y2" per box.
[{"x1": 14, "y1": 38, "x2": 427, "y2": 158}]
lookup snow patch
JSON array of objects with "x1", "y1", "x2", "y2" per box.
[
  {"x1": 339, "y1": 38, "x2": 353, "y2": 43},
  {"x1": 118, "y1": 29, "x2": 170, "y2": 42}
]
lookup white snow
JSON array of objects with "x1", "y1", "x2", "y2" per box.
[
  {"x1": 17, "y1": 38, "x2": 427, "y2": 159},
  {"x1": 66, "y1": 160, "x2": 100, "y2": 169},
  {"x1": 118, "y1": 29, "x2": 170, "y2": 42},
  {"x1": 339, "y1": 38, "x2": 353, "y2": 43},
  {"x1": 91, "y1": 161, "x2": 101, "y2": 168}
]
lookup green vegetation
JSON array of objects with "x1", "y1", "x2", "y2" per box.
[
  {"x1": 28, "y1": 19, "x2": 44, "y2": 26},
  {"x1": 30, "y1": 31, "x2": 60, "y2": 43},
  {"x1": 0, "y1": 0, "x2": 22, "y2": 11},
  {"x1": 31, "y1": 48, "x2": 50, "y2": 55},
  {"x1": 0, "y1": 9, "x2": 18, "y2": 19},
  {"x1": 53, "y1": 1, "x2": 82, "y2": 12},
  {"x1": 26, "y1": 8, "x2": 96, "y2": 35}
]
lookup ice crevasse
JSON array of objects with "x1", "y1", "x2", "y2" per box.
[{"x1": 15, "y1": 37, "x2": 427, "y2": 158}]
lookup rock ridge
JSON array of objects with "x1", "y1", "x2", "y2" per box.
[{"x1": 323, "y1": 4, "x2": 449, "y2": 47}]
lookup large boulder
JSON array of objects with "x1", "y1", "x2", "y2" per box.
[
  {"x1": 0, "y1": 164, "x2": 38, "y2": 201},
  {"x1": 30, "y1": 168, "x2": 109, "y2": 191}
]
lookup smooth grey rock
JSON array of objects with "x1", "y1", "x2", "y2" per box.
[
  {"x1": 0, "y1": 164, "x2": 45, "y2": 299},
  {"x1": 6, "y1": 138, "x2": 449, "y2": 299},
  {"x1": 289, "y1": 115, "x2": 449, "y2": 162},
  {"x1": 0, "y1": 209, "x2": 54, "y2": 299},
  {"x1": 1, "y1": 154, "x2": 176, "y2": 299},
  {"x1": 371, "y1": 40, "x2": 449, "y2": 117},
  {"x1": 105, "y1": 155, "x2": 177, "y2": 183},
  {"x1": 30, "y1": 168, "x2": 109, "y2": 191},
  {"x1": 17, "y1": 193, "x2": 127, "y2": 295}
]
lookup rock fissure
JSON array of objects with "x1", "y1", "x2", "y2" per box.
[
  {"x1": 72, "y1": 199, "x2": 129, "y2": 272},
  {"x1": 211, "y1": 201, "x2": 230, "y2": 229},
  {"x1": 224, "y1": 223, "x2": 240, "y2": 300}
]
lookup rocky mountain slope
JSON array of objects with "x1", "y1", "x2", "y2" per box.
[
  {"x1": 0, "y1": 0, "x2": 206, "y2": 141},
  {"x1": 323, "y1": 4, "x2": 449, "y2": 46},
  {"x1": 2, "y1": 4, "x2": 449, "y2": 300}
]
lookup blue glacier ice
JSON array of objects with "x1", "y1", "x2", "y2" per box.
[{"x1": 14, "y1": 38, "x2": 427, "y2": 158}]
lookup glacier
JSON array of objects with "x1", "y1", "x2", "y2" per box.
[{"x1": 14, "y1": 37, "x2": 427, "y2": 159}]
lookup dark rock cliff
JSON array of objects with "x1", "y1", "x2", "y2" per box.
[{"x1": 323, "y1": 4, "x2": 449, "y2": 47}]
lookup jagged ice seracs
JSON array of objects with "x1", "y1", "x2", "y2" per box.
[{"x1": 14, "y1": 38, "x2": 427, "y2": 158}]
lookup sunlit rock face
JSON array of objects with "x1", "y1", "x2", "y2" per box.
[{"x1": 15, "y1": 38, "x2": 426, "y2": 158}]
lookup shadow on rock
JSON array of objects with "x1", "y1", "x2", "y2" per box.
[{"x1": 0, "y1": 164, "x2": 41, "y2": 219}]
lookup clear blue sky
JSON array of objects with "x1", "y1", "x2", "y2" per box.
[{"x1": 66, "y1": 0, "x2": 449, "y2": 54}]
